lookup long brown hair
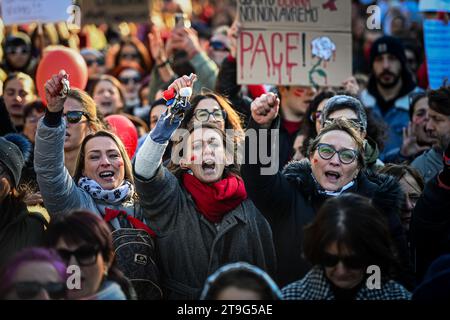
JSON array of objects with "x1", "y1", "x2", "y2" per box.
[
  {"x1": 183, "y1": 91, "x2": 244, "y2": 138},
  {"x1": 73, "y1": 130, "x2": 134, "y2": 185}
]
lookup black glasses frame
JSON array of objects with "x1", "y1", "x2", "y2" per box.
[
  {"x1": 193, "y1": 109, "x2": 227, "y2": 122},
  {"x1": 316, "y1": 143, "x2": 358, "y2": 165},
  {"x1": 13, "y1": 281, "x2": 66, "y2": 300},
  {"x1": 63, "y1": 111, "x2": 90, "y2": 124},
  {"x1": 57, "y1": 245, "x2": 100, "y2": 267},
  {"x1": 321, "y1": 252, "x2": 366, "y2": 270}
]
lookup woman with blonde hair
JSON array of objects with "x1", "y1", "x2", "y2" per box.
[{"x1": 34, "y1": 70, "x2": 161, "y2": 300}]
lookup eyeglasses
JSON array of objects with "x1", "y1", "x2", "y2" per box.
[
  {"x1": 321, "y1": 252, "x2": 366, "y2": 270},
  {"x1": 310, "y1": 110, "x2": 322, "y2": 122},
  {"x1": 194, "y1": 109, "x2": 226, "y2": 122},
  {"x1": 210, "y1": 40, "x2": 229, "y2": 52},
  {"x1": 119, "y1": 75, "x2": 141, "y2": 84},
  {"x1": 85, "y1": 57, "x2": 105, "y2": 67},
  {"x1": 316, "y1": 143, "x2": 358, "y2": 164},
  {"x1": 6, "y1": 46, "x2": 30, "y2": 55},
  {"x1": 63, "y1": 111, "x2": 90, "y2": 124},
  {"x1": 57, "y1": 245, "x2": 99, "y2": 266},
  {"x1": 120, "y1": 52, "x2": 139, "y2": 60},
  {"x1": 13, "y1": 281, "x2": 66, "y2": 300}
]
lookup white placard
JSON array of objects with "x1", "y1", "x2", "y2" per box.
[{"x1": 1, "y1": 0, "x2": 73, "y2": 25}]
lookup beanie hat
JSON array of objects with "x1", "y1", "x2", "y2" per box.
[
  {"x1": 321, "y1": 95, "x2": 368, "y2": 131},
  {"x1": 413, "y1": 254, "x2": 450, "y2": 301},
  {"x1": 369, "y1": 36, "x2": 407, "y2": 68},
  {"x1": 0, "y1": 134, "x2": 32, "y2": 188}
]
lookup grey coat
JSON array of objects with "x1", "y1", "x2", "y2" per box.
[
  {"x1": 134, "y1": 165, "x2": 277, "y2": 300},
  {"x1": 34, "y1": 120, "x2": 141, "y2": 230},
  {"x1": 411, "y1": 148, "x2": 443, "y2": 183}
]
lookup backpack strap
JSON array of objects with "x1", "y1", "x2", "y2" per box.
[{"x1": 28, "y1": 212, "x2": 49, "y2": 230}]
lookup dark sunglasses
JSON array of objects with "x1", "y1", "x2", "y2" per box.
[
  {"x1": 194, "y1": 108, "x2": 227, "y2": 122},
  {"x1": 13, "y1": 281, "x2": 66, "y2": 300},
  {"x1": 85, "y1": 57, "x2": 105, "y2": 67},
  {"x1": 321, "y1": 252, "x2": 366, "y2": 270},
  {"x1": 316, "y1": 143, "x2": 358, "y2": 165},
  {"x1": 57, "y1": 245, "x2": 99, "y2": 266},
  {"x1": 63, "y1": 111, "x2": 90, "y2": 124},
  {"x1": 119, "y1": 75, "x2": 141, "y2": 84},
  {"x1": 6, "y1": 46, "x2": 30, "y2": 55},
  {"x1": 210, "y1": 40, "x2": 229, "y2": 52},
  {"x1": 310, "y1": 110, "x2": 322, "y2": 122},
  {"x1": 120, "y1": 52, "x2": 139, "y2": 59}
]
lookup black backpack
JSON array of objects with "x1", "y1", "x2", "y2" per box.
[
  {"x1": 101, "y1": 203, "x2": 163, "y2": 300},
  {"x1": 111, "y1": 227, "x2": 163, "y2": 300}
]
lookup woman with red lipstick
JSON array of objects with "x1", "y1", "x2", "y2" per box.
[
  {"x1": 241, "y1": 93, "x2": 409, "y2": 290},
  {"x1": 34, "y1": 70, "x2": 161, "y2": 300},
  {"x1": 134, "y1": 75, "x2": 276, "y2": 300}
]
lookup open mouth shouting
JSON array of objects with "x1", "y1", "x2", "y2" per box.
[{"x1": 324, "y1": 170, "x2": 342, "y2": 184}]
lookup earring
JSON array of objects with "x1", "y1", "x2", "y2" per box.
[{"x1": 104, "y1": 268, "x2": 109, "y2": 277}]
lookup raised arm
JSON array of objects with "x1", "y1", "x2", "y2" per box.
[
  {"x1": 241, "y1": 93, "x2": 296, "y2": 224},
  {"x1": 34, "y1": 70, "x2": 89, "y2": 216},
  {"x1": 134, "y1": 75, "x2": 196, "y2": 229}
]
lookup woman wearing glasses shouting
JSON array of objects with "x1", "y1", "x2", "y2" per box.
[
  {"x1": 282, "y1": 194, "x2": 411, "y2": 300},
  {"x1": 241, "y1": 93, "x2": 408, "y2": 291}
]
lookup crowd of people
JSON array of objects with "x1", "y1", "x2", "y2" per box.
[{"x1": 0, "y1": 0, "x2": 450, "y2": 301}]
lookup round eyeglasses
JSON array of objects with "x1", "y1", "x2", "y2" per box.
[{"x1": 316, "y1": 143, "x2": 358, "y2": 164}]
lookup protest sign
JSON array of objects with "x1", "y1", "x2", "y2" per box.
[
  {"x1": 1, "y1": 0, "x2": 72, "y2": 25},
  {"x1": 423, "y1": 19, "x2": 450, "y2": 89},
  {"x1": 419, "y1": 0, "x2": 450, "y2": 12},
  {"x1": 81, "y1": 0, "x2": 151, "y2": 24},
  {"x1": 238, "y1": 0, "x2": 351, "y2": 31},
  {"x1": 237, "y1": 0, "x2": 352, "y2": 86},
  {"x1": 238, "y1": 29, "x2": 351, "y2": 86}
]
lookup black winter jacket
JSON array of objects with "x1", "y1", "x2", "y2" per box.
[
  {"x1": 411, "y1": 176, "x2": 450, "y2": 282},
  {"x1": 241, "y1": 123, "x2": 410, "y2": 287}
]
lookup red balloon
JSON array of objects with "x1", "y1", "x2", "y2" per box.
[
  {"x1": 105, "y1": 115, "x2": 138, "y2": 160},
  {"x1": 36, "y1": 45, "x2": 88, "y2": 105}
]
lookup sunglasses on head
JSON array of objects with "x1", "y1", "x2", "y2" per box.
[
  {"x1": 13, "y1": 281, "x2": 66, "y2": 300},
  {"x1": 6, "y1": 46, "x2": 30, "y2": 55},
  {"x1": 57, "y1": 245, "x2": 99, "y2": 266},
  {"x1": 119, "y1": 75, "x2": 141, "y2": 85},
  {"x1": 63, "y1": 111, "x2": 90, "y2": 124},
  {"x1": 85, "y1": 57, "x2": 105, "y2": 67},
  {"x1": 321, "y1": 252, "x2": 366, "y2": 270},
  {"x1": 316, "y1": 143, "x2": 358, "y2": 165}
]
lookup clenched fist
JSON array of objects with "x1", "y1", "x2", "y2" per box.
[{"x1": 250, "y1": 92, "x2": 280, "y2": 128}]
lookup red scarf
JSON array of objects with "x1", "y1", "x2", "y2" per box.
[
  {"x1": 182, "y1": 173, "x2": 248, "y2": 223},
  {"x1": 104, "y1": 207, "x2": 156, "y2": 237}
]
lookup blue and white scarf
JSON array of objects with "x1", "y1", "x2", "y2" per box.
[{"x1": 78, "y1": 177, "x2": 134, "y2": 204}]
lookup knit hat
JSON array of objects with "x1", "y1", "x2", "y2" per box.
[
  {"x1": 369, "y1": 36, "x2": 407, "y2": 68},
  {"x1": 0, "y1": 134, "x2": 31, "y2": 188},
  {"x1": 412, "y1": 254, "x2": 450, "y2": 301},
  {"x1": 321, "y1": 95, "x2": 368, "y2": 131}
]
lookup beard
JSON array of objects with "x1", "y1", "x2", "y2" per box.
[{"x1": 376, "y1": 70, "x2": 401, "y2": 89}]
